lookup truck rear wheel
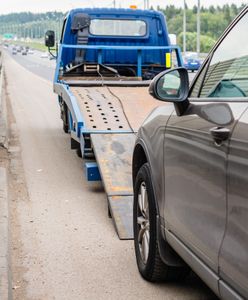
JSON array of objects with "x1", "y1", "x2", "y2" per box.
[
  {"x1": 63, "y1": 123, "x2": 69, "y2": 134},
  {"x1": 133, "y1": 163, "x2": 188, "y2": 282},
  {"x1": 61, "y1": 101, "x2": 69, "y2": 133},
  {"x1": 76, "y1": 148, "x2": 82, "y2": 158}
]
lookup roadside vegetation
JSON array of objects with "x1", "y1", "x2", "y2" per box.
[
  {"x1": 160, "y1": 3, "x2": 246, "y2": 52},
  {"x1": 0, "y1": 4, "x2": 245, "y2": 53},
  {"x1": 11, "y1": 41, "x2": 47, "y2": 52}
]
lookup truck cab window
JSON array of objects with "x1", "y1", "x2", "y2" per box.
[{"x1": 90, "y1": 19, "x2": 147, "y2": 36}]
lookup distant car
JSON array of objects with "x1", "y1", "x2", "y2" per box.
[
  {"x1": 132, "y1": 6, "x2": 248, "y2": 300},
  {"x1": 183, "y1": 52, "x2": 201, "y2": 72},
  {"x1": 28, "y1": 49, "x2": 34, "y2": 54},
  {"x1": 12, "y1": 47, "x2": 17, "y2": 55},
  {"x1": 22, "y1": 50, "x2": 28, "y2": 55}
]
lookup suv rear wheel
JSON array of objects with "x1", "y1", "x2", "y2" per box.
[{"x1": 133, "y1": 163, "x2": 188, "y2": 282}]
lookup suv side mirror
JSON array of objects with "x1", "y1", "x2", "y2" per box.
[
  {"x1": 45, "y1": 30, "x2": 55, "y2": 48},
  {"x1": 149, "y1": 67, "x2": 189, "y2": 102}
]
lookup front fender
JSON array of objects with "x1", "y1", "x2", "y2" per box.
[{"x1": 132, "y1": 104, "x2": 174, "y2": 217}]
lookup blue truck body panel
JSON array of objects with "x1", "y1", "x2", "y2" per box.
[
  {"x1": 55, "y1": 44, "x2": 183, "y2": 82},
  {"x1": 85, "y1": 162, "x2": 101, "y2": 181},
  {"x1": 60, "y1": 8, "x2": 171, "y2": 67}
]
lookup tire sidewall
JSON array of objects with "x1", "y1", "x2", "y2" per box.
[{"x1": 133, "y1": 163, "x2": 158, "y2": 280}]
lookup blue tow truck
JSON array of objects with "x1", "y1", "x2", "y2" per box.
[{"x1": 45, "y1": 7, "x2": 183, "y2": 239}]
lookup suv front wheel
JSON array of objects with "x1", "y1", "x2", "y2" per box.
[{"x1": 133, "y1": 163, "x2": 188, "y2": 282}]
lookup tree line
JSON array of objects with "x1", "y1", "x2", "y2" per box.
[
  {"x1": 0, "y1": 4, "x2": 246, "y2": 52},
  {"x1": 159, "y1": 3, "x2": 246, "y2": 52},
  {"x1": 0, "y1": 12, "x2": 65, "y2": 40}
]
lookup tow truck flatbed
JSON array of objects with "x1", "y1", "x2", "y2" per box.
[
  {"x1": 71, "y1": 85, "x2": 160, "y2": 132},
  {"x1": 49, "y1": 7, "x2": 183, "y2": 239}
]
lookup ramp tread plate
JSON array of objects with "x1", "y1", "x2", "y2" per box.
[
  {"x1": 71, "y1": 86, "x2": 163, "y2": 133},
  {"x1": 91, "y1": 133, "x2": 135, "y2": 197},
  {"x1": 106, "y1": 86, "x2": 162, "y2": 132},
  {"x1": 71, "y1": 86, "x2": 131, "y2": 131},
  {"x1": 108, "y1": 195, "x2": 133, "y2": 240}
]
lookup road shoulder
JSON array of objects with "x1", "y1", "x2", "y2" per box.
[{"x1": 0, "y1": 54, "x2": 12, "y2": 300}]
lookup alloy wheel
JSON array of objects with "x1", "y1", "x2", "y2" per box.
[{"x1": 137, "y1": 181, "x2": 150, "y2": 264}]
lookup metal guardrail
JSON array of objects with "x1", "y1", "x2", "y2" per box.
[{"x1": 54, "y1": 44, "x2": 183, "y2": 82}]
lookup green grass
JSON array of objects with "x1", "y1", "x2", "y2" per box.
[
  {"x1": 22, "y1": 41, "x2": 47, "y2": 51},
  {"x1": 13, "y1": 40, "x2": 47, "y2": 52},
  {"x1": 5, "y1": 39, "x2": 56, "y2": 54}
]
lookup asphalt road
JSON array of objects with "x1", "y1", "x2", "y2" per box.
[
  {"x1": 8, "y1": 48, "x2": 56, "y2": 81},
  {"x1": 3, "y1": 50, "x2": 216, "y2": 299}
]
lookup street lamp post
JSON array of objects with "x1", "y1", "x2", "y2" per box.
[
  {"x1": 183, "y1": 0, "x2": 186, "y2": 54},
  {"x1": 144, "y1": 0, "x2": 149, "y2": 9},
  {"x1": 197, "y1": 0, "x2": 201, "y2": 54}
]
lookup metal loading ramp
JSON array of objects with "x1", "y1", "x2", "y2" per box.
[
  {"x1": 91, "y1": 133, "x2": 136, "y2": 240},
  {"x1": 70, "y1": 86, "x2": 163, "y2": 132},
  {"x1": 70, "y1": 85, "x2": 164, "y2": 239}
]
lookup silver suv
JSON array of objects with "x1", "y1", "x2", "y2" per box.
[{"x1": 132, "y1": 6, "x2": 248, "y2": 299}]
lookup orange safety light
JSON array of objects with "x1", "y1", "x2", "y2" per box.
[{"x1": 130, "y1": 5, "x2": 137, "y2": 9}]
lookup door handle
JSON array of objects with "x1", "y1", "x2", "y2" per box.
[{"x1": 210, "y1": 126, "x2": 230, "y2": 145}]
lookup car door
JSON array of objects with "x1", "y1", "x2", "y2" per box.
[
  {"x1": 219, "y1": 108, "x2": 248, "y2": 299},
  {"x1": 163, "y1": 8, "x2": 248, "y2": 278}
]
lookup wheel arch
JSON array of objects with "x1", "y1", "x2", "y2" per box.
[
  {"x1": 132, "y1": 143, "x2": 148, "y2": 187},
  {"x1": 133, "y1": 142, "x2": 187, "y2": 269},
  {"x1": 132, "y1": 141, "x2": 161, "y2": 216}
]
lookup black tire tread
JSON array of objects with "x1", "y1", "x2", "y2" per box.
[
  {"x1": 151, "y1": 247, "x2": 189, "y2": 281},
  {"x1": 63, "y1": 123, "x2": 69, "y2": 134}
]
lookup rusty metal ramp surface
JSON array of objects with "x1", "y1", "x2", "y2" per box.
[
  {"x1": 91, "y1": 133, "x2": 135, "y2": 239},
  {"x1": 108, "y1": 86, "x2": 162, "y2": 132},
  {"x1": 71, "y1": 86, "x2": 132, "y2": 132},
  {"x1": 108, "y1": 195, "x2": 133, "y2": 240},
  {"x1": 71, "y1": 86, "x2": 162, "y2": 133}
]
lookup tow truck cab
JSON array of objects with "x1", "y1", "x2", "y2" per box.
[{"x1": 52, "y1": 8, "x2": 181, "y2": 80}]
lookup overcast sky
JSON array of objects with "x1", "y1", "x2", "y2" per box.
[{"x1": 0, "y1": 0, "x2": 247, "y2": 14}]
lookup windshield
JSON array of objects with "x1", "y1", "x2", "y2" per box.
[{"x1": 90, "y1": 19, "x2": 147, "y2": 36}]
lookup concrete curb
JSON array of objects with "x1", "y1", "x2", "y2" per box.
[
  {"x1": 0, "y1": 52, "x2": 11, "y2": 300},
  {"x1": 0, "y1": 167, "x2": 10, "y2": 300},
  {"x1": 0, "y1": 57, "x2": 3, "y2": 107},
  {"x1": 0, "y1": 65, "x2": 8, "y2": 149}
]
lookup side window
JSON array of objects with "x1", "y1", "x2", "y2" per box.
[
  {"x1": 60, "y1": 18, "x2": 67, "y2": 43},
  {"x1": 191, "y1": 11, "x2": 248, "y2": 99}
]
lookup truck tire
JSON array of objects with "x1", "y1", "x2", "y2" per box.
[
  {"x1": 61, "y1": 102, "x2": 69, "y2": 133},
  {"x1": 76, "y1": 148, "x2": 82, "y2": 158},
  {"x1": 63, "y1": 123, "x2": 69, "y2": 134},
  {"x1": 133, "y1": 163, "x2": 189, "y2": 282}
]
